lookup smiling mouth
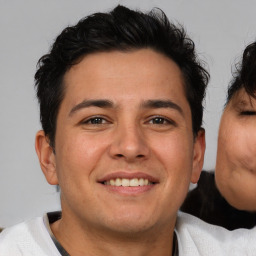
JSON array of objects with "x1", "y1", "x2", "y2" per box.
[{"x1": 103, "y1": 178, "x2": 154, "y2": 187}]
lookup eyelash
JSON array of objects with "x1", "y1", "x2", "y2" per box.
[
  {"x1": 80, "y1": 115, "x2": 176, "y2": 127},
  {"x1": 147, "y1": 116, "x2": 176, "y2": 126},
  {"x1": 240, "y1": 111, "x2": 256, "y2": 116},
  {"x1": 82, "y1": 116, "x2": 109, "y2": 125}
]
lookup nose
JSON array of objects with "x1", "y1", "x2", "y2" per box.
[{"x1": 109, "y1": 123, "x2": 150, "y2": 162}]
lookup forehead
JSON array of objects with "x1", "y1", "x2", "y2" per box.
[{"x1": 62, "y1": 49, "x2": 188, "y2": 108}]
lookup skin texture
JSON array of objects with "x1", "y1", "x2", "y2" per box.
[
  {"x1": 216, "y1": 88, "x2": 256, "y2": 211},
  {"x1": 36, "y1": 49, "x2": 205, "y2": 256}
]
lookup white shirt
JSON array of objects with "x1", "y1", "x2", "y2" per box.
[
  {"x1": 0, "y1": 211, "x2": 255, "y2": 256},
  {"x1": 175, "y1": 211, "x2": 255, "y2": 255}
]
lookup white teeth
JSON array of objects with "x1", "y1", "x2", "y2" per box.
[
  {"x1": 138, "y1": 178, "x2": 144, "y2": 186},
  {"x1": 130, "y1": 178, "x2": 139, "y2": 186},
  {"x1": 104, "y1": 178, "x2": 151, "y2": 186},
  {"x1": 115, "y1": 178, "x2": 122, "y2": 186},
  {"x1": 122, "y1": 178, "x2": 130, "y2": 186}
]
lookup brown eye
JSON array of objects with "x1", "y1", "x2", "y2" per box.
[
  {"x1": 89, "y1": 118, "x2": 104, "y2": 124},
  {"x1": 151, "y1": 117, "x2": 167, "y2": 124},
  {"x1": 148, "y1": 116, "x2": 175, "y2": 126},
  {"x1": 83, "y1": 117, "x2": 108, "y2": 125}
]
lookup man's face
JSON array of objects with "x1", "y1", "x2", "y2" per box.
[
  {"x1": 216, "y1": 88, "x2": 256, "y2": 211},
  {"x1": 39, "y1": 49, "x2": 204, "y2": 234}
]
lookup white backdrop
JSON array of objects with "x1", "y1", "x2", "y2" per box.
[{"x1": 1, "y1": 0, "x2": 256, "y2": 227}]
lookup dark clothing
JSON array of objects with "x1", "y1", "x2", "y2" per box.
[
  {"x1": 181, "y1": 171, "x2": 256, "y2": 230},
  {"x1": 45, "y1": 212, "x2": 70, "y2": 256}
]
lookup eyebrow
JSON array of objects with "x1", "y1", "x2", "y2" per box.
[
  {"x1": 69, "y1": 99, "x2": 114, "y2": 116},
  {"x1": 233, "y1": 99, "x2": 251, "y2": 108},
  {"x1": 69, "y1": 99, "x2": 184, "y2": 116},
  {"x1": 141, "y1": 100, "x2": 184, "y2": 116},
  {"x1": 237, "y1": 100, "x2": 248, "y2": 106}
]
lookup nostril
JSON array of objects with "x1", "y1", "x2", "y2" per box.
[
  {"x1": 116, "y1": 154, "x2": 124, "y2": 158},
  {"x1": 137, "y1": 154, "x2": 144, "y2": 158}
]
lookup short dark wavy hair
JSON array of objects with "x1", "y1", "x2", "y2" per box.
[
  {"x1": 227, "y1": 41, "x2": 256, "y2": 104},
  {"x1": 35, "y1": 5, "x2": 209, "y2": 147}
]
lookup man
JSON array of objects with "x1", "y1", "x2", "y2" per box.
[
  {"x1": 0, "y1": 5, "x2": 255, "y2": 256},
  {"x1": 181, "y1": 41, "x2": 256, "y2": 230}
]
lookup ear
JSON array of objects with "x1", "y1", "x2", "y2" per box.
[
  {"x1": 190, "y1": 128, "x2": 206, "y2": 184},
  {"x1": 35, "y1": 130, "x2": 58, "y2": 185}
]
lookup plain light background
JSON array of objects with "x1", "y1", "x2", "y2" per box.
[{"x1": 1, "y1": 0, "x2": 255, "y2": 227}]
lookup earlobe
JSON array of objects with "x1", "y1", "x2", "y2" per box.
[
  {"x1": 35, "y1": 130, "x2": 58, "y2": 185},
  {"x1": 191, "y1": 128, "x2": 206, "y2": 184}
]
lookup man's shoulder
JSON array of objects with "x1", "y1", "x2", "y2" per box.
[
  {"x1": 176, "y1": 211, "x2": 256, "y2": 256},
  {"x1": 0, "y1": 216, "x2": 60, "y2": 256}
]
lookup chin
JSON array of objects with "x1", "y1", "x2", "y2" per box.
[
  {"x1": 228, "y1": 197, "x2": 256, "y2": 212},
  {"x1": 104, "y1": 211, "x2": 158, "y2": 234}
]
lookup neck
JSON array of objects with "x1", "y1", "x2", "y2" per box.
[{"x1": 50, "y1": 213, "x2": 175, "y2": 256}]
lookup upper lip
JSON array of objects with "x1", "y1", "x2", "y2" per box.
[{"x1": 97, "y1": 172, "x2": 159, "y2": 183}]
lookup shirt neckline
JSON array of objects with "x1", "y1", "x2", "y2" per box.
[
  {"x1": 43, "y1": 211, "x2": 178, "y2": 256},
  {"x1": 43, "y1": 211, "x2": 70, "y2": 256}
]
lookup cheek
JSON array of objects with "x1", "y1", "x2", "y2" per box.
[
  {"x1": 223, "y1": 127, "x2": 256, "y2": 169},
  {"x1": 217, "y1": 125, "x2": 256, "y2": 210},
  {"x1": 151, "y1": 132, "x2": 193, "y2": 181},
  {"x1": 152, "y1": 131, "x2": 191, "y2": 156},
  {"x1": 234, "y1": 130, "x2": 256, "y2": 169},
  {"x1": 55, "y1": 132, "x2": 108, "y2": 182}
]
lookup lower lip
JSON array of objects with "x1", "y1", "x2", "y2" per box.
[{"x1": 99, "y1": 183, "x2": 155, "y2": 195}]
